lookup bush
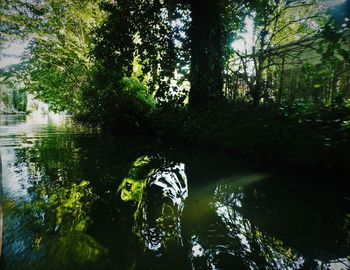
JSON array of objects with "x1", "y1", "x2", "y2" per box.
[
  {"x1": 12, "y1": 89, "x2": 28, "y2": 112},
  {"x1": 77, "y1": 75, "x2": 156, "y2": 132},
  {"x1": 116, "y1": 77, "x2": 156, "y2": 129},
  {"x1": 156, "y1": 101, "x2": 350, "y2": 170}
]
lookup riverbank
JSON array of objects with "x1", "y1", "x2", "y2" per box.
[
  {"x1": 0, "y1": 101, "x2": 27, "y2": 115},
  {"x1": 75, "y1": 95, "x2": 350, "y2": 172},
  {"x1": 150, "y1": 102, "x2": 350, "y2": 172}
]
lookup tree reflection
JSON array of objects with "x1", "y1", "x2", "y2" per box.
[
  {"x1": 13, "y1": 135, "x2": 84, "y2": 187},
  {"x1": 118, "y1": 156, "x2": 188, "y2": 253},
  {"x1": 2, "y1": 118, "x2": 349, "y2": 269},
  {"x1": 2, "y1": 130, "x2": 162, "y2": 269},
  {"x1": 212, "y1": 184, "x2": 304, "y2": 269},
  {"x1": 3, "y1": 180, "x2": 107, "y2": 270},
  {"x1": 118, "y1": 157, "x2": 350, "y2": 270},
  {"x1": 186, "y1": 178, "x2": 350, "y2": 270}
]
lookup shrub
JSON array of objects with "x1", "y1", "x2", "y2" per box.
[{"x1": 77, "y1": 76, "x2": 156, "y2": 132}]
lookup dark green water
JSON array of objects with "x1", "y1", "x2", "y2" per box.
[{"x1": 0, "y1": 114, "x2": 349, "y2": 270}]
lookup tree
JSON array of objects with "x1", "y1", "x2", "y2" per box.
[
  {"x1": 187, "y1": 0, "x2": 225, "y2": 108},
  {"x1": 1, "y1": 0, "x2": 104, "y2": 113},
  {"x1": 226, "y1": 0, "x2": 341, "y2": 105},
  {"x1": 93, "y1": 0, "x2": 246, "y2": 110}
]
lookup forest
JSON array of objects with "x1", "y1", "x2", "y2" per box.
[
  {"x1": 1, "y1": 0, "x2": 350, "y2": 168},
  {"x1": 2, "y1": 1, "x2": 350, "y2": 269}
]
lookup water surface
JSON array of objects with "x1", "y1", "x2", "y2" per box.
[{"x1": 0, "y1": 114, "x2": 349, "y2": 270}]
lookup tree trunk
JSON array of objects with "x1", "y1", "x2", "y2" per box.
[{"x1": 189, "y1": 0, "x2": 224, "y2": 109}]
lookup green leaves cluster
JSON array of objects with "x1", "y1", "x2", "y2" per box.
[
  {"x1": 78, "y1": 75, "x2": 156, "y2": 129},
  {"x1": 1, "y1": 0, "x2": 105, "y2": 113},
  {"x1": 0, "y1": 80, "x2": 27, "y2": 112},
  {"x1": 2, "y1": 0, "x2": 349, "y2": 129},
  {"x1": 93, "y1": 0, "x2": 191, "y2": 101}
]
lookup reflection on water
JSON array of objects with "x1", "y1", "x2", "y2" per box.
[
  {"x1": 3, "y1": 180, "x2": 106, "y2": 270},
  {"x1": 119, "y1": 156, "x2": 188, "y2": 252},
  {"x1": 0, "y1": 114, "x2": 349, "y2": 269}
]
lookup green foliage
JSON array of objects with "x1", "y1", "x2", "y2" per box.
[
  {"x1": 78, "y1": 76, "x2": 156, "y2": 130},
  {"x1": 12, "y1": 88, "x2": 27, "y2": 111},
  {"x1": 2, "y1": 0, "x2": 350, "y2": 169},
  {"x1": 93, "y1": 0, "x2": 192, "y2": 102},
  {"x1": 1, "y1": 0, "x2": 105, "y2": 113},
  {"x1": 298, "y1": 63, "x2": 333, "y2": 104},
  {"x1": 0, "y1": 89, "x2": 10, "y2": 105},
  {"x1": 0, "y1": 81, "x2": 27, "y2": 112},
  {"x1": 154, "y1": 101, "x2": 350, "y2": 169},
  {"x1": 320, "y1": 0, "x2": 350, "y2": 64},
  {"x1": 228, "y1": 0, "x2": 335, "y2": 105}
]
